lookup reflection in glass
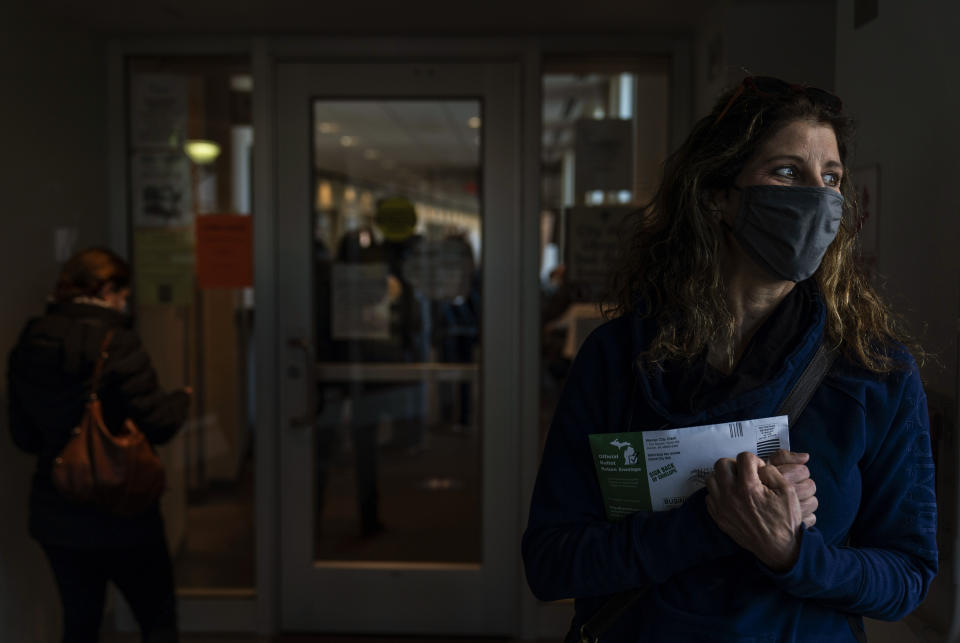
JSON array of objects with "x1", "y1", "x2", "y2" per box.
[
  {"x1": 311, "y1": 100, "x2": 482, "y2": 564},
  {"x1": 127, "y1": 57, "x2": 256, "y2": 592},
  {"x1": 539, "y1": 65, "x2": 670, "y2": 450}
]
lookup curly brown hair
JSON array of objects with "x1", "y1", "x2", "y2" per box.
[
  {"x1": 604, "y1": 78, "x2": 921, "y2": 374},
  {"x1": 54, "y1": 247, "x2": 131, "y2": 302}
]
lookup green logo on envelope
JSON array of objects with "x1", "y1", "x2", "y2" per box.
[{"x1": 588, "y1": 432, "x2": 652, "y2": 521}]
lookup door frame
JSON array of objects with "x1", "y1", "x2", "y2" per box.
[
  {"x1": 106, "y1": 35, "x2": 693, "y2": 639},
  {"x1": 274, "y1": 59, "x2": 522, "y2": 635}
]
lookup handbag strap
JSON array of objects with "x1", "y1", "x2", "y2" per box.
[
  {"x1": 776, "y1": 340, "x2": 837, "y2": 424},
  {"x1": 579, "y1": 340, "x2": 837, "y2": 643},
  {"x1": 89, "y1": 329, "x2": 115, "y2": 401}
]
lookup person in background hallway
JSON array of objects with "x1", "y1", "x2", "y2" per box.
[
  {"x1": 522, "y1": 76, "x2": 938, "y2": 642},
  {"x1": 434, "y1": 232, "x2": 479, "y2": 432},
  {"x1": 319, "y1": 227, "x2": 391, "y2": 538},
  {"x1": 8, "y1": 248, "x2": 191, "y2": 643}
]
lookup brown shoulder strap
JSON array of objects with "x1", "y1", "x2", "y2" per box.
[{"x1": 89, "y1": 329, "x2": 115, "y2": 400}]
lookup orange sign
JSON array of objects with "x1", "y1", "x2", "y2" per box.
[{"x1": 195, "y1": 214, "x2": 253, "y2": 289}]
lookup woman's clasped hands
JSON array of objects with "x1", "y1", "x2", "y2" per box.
[{"x1": 705, "y1": 449, "x2": 818, "y2": 572}]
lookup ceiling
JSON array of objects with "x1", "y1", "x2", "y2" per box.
[
  {"x1": 33, "y1": 0, "x2": 724, "y2": 35},
  {"x1": 312, "y1": 100, "x2": 481, "y2": 206}
]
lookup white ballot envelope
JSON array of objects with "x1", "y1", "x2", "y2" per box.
[{"x1": 588, "y1": 416, "x2": 791, "y2": 520}]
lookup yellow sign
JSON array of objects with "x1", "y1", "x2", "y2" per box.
[
  {"x1": 374, "y1": 197, "x2": 417, "y2": 241},
  {"x1": 134, "y1": 227, "x2": 195, "y2": 306}
]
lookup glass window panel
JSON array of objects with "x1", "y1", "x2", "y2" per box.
[
  {"x1": 311, "y1": 100, "x2": 483, "y2": 564},
  {"x1": 539, "y1": 63, "x2": 671, "y2": 450},
  {"x1": 127, "y1": 56, "x2": 255, "y2": 592}
]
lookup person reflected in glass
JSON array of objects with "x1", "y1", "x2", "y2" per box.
[
  {"x1": 434, "y1": 231, "x2": 480, "y2": 433},
  {"x1": 522, "y1": 77, "x2": 937, "y2": 641},
  {"x1": 316, "y1": 227, "x2": 391, "y2": 539},
  {"x1": 380, "y1": 228, "x2": 429, "y2": 453},
  {"x1": 8, "y1": 248, "x2": 192, "y2": 643}
]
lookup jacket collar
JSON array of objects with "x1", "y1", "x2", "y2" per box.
[
  {"x1": 630, "y1": 279, "x2": 826, "y2": 428},
  {"x1": 46, "y1": 299, "x2": 132, "y2": 328}
]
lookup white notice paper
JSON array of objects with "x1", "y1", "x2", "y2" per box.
[{"x1": 589, "y1": 416, "x2": 791, "y2": 520}]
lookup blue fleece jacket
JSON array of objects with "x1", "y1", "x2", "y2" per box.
[{"x1": 522, "y1": 284, "x2": 938, "y2": 642}]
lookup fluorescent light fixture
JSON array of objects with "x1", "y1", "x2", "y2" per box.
[
  {"x1": 316, "y1": 181, "x2": 333, "y2": 210},
  {"x1": 468, "y1": 116, "x2": 481, "y2": 129},
  {"x1": 317, "y1": 122, "x2": 340, "y2": 134},
  {"x1": 184, "y1": 140, "x2": 221, "y2": 165},
  {"x1": 230, "y1": 74, "x2": 253, "y2": 92},
  {"x1": 340, "y1": 135, "x2": 357, "y2": 147}
]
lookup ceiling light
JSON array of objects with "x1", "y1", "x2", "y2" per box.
[
  {"x1": 340, "y1": 135, "x2": 357, "y2": 147},
  {"x1": 317, "y1": 122, "x2": 340, "y2": 134},
  {"x1": 183, "y1": 139, "x2": 221, "y2": 165},
  {"x1": 316, "y1": 181, "x2": 333, "y2": 210},
  {"x1": 364, "y1": 149, "x2": 381, "y2": 160},
  {"x1": 230, "y1": 74, "x2": 253, "y2": 92},
  {"x1": 468, "y1": 116, "x2": 481, "y2": 129}
]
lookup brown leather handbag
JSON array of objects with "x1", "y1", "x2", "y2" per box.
[{"x1": 52, "y1": 330, "x2": 166, "y2": 516}]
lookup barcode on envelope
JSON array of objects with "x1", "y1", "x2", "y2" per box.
[
  {"x1": 729, "y1": 422, "x2": 744, "y2": 438},
  {"x1": 756, "y1": 437, "x2": 782, "y2": 459}
]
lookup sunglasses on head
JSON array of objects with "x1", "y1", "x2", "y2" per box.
[{"x1": 713, "y1": 76, "x2": 843, "y2": 126}]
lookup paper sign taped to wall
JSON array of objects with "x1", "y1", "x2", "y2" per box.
[
  {"x1": 565, "y1": 205, "x2": 633, "y2": 301},
  {"x1": 331, "y1": 263, "x2": 391, "y2": 340},
  {"x1": 574, "y1": 118, "x2": 634, "y2": 193},
  {"x1": 131, "y1": 152, "x2": 193, "y2": 228},
  {"x1": 401, "y1": 238, "x2": 474, "y2": 301},
  {"x1": 130, "y1": 74, "x2": 188, "y2": 150},
  {"x1": 195, "y1": 214, "x2": 253, "y2": 289},
  {"x1": 134, "y1": 227, "x2": 195, "y2": 306}
]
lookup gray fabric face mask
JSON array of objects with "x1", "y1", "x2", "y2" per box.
[{"x1": 729, "y1": 185, "x2": 844, "y2": 282}]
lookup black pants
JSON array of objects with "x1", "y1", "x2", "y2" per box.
[{"x1": 41, "y1": 536, "x2": 178, "y2": 643}]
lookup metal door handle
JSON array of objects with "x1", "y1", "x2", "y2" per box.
[{"x1": 287, "y1": 337, "x2": 315, "y2": 428}]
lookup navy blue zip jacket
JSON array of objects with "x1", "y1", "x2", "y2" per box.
[{"x1": 522, "y1": 281, "x2": 938, "y2": 642}]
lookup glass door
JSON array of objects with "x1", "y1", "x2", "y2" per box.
[{"x1": 276, "y1": 62, "x2": 520, "y2": 634}]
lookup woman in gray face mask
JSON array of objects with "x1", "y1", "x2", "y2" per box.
[{"x1": 523, "y1": 76, "x2": 936, "y2": 643}]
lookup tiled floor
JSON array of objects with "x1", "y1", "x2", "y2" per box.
[
  {"x1": 105, "y1": 420, "x2": 514, "y2": 643},
  {"x1": 175, "y1": 417, "x2": 482, "y2": 590}
]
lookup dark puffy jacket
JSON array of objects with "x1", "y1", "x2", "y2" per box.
[{"x1": 7, "y1": 301, "x2": 190, "y2": 548}]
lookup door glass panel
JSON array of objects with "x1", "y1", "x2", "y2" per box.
[
  {"x1": 311, "y1": 100, "x2": 483, "y2": 564},
  {"x1": 126, "y1": 56, "x2": 256, "y2": 592}
]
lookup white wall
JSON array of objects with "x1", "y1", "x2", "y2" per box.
[
  {"x1": 834, "y1": 0, "x2": 960, "y2": 640},
  {"x1": 0, "y1": 7, "x2": 108, "y2": 641},
  {"x1": 694, "y1": 0, "x2": 837, "y2": 118}
]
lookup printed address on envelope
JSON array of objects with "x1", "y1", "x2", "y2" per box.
[{"x1": 588, "y1": 416, "x2": 790, "y2": 521}]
